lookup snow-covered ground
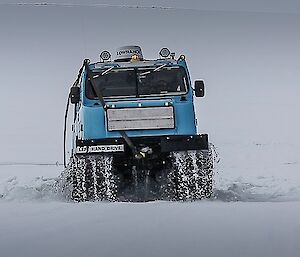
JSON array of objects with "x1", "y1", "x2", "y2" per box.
[
  {"x1": 1, "y1": 199, "x2": 300, "y2": 257},
  {"x1": 1, "y1": 143, "x2": 299, "y2": 257},
  {"x1": 0, "y1": 163, "x2": 300, "y2": 257},
  {"x1": 0, "y1": 2, "x2": 300, "y2": 257}
]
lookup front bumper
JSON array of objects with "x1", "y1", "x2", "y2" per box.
[{"x1": 75, "y1": 134, "x2": 208, "y2": 155}]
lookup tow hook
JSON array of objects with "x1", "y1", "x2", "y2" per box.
[{"x1": 134, "y1": 147, "x2": 153, "y2": 159}]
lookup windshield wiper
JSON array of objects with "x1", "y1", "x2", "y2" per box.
[
  {"x1": 101, "y1": 66, "x2": 114, "y2": 75},
  {"x1": 139, "y1": 64, "x2": 167, "y2": 76},
  {"x1": 92, "y1": 67, "x2": 114, "y2": 79}
]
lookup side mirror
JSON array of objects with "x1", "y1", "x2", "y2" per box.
[
  {"x1": 70, "y1": 87, "x2": 80, "y2": 104},
  {"x1": 194, "y1": 80, "x2": 205, "y2": 97}
]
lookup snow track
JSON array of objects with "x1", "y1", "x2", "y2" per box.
[
  {"x1": 0, "y1": 175, "x2": 59, "y2": 201},
  {"x1": 213, "y1": 177, "x2": 300, "y2": 202},
  {"x1": 1, "y1": 166, "x2": 300, "y2": 203}
]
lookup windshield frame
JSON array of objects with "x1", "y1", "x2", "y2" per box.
[{"x1": 85, "y1": 65, "x2": 189, "y2": 100}]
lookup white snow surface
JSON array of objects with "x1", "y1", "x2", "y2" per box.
[
  {"x1": 1, "y1": 200, "x2": 300, "y2": 257},
  {"x1": 0, "y1": 3, "x2": 300, "y2": 257}
]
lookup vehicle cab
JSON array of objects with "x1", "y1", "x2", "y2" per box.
[{"x1": 77, "y1": 46, "x2": 204, "y2": 141}]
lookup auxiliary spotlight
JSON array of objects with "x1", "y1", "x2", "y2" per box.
[
  {"x1": 100, "y1": 50, "x2": 111, "y2": 62},
  {"x1": 159, "y1": 47, "x2": 171, "y2": 58}
]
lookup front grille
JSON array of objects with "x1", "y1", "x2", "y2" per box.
[{"x1": 106, "y1": 106, "x2": 175, "y2": 131}]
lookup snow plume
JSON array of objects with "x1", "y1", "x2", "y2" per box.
[
  {"x1": 0, "y1": 164, "x2": 300, "y2": 203},
  {"x1": 0, "y1": 142, "x2": 299, "y2": 203}
]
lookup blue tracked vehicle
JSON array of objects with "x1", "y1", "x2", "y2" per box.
[{"x1": 63, "y1": 46, "x2": 213, "y2": 202}]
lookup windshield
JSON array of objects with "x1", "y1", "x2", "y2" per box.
[
  {"x1": 86, "y1": 68, "x2": 136, "y2": 98},
  {"x1": 85, "y1": 65, "x2": 188, "y2": 99}
]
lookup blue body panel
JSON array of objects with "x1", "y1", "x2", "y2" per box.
[{"x1": 78, "y1": 59, "x2": 197, "y2": 140}]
